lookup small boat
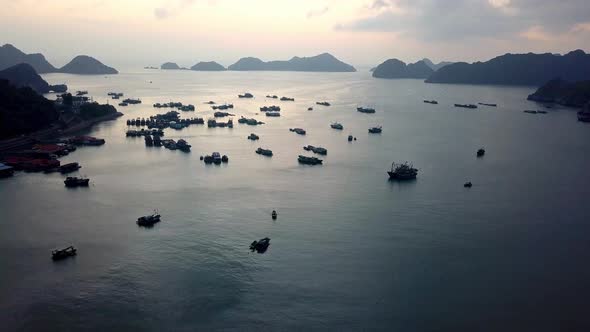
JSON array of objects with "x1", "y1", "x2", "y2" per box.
[
  {"x1": 348, "y1": 135, "x2": 353, "y2": 142},
  {"x1": 145, "y1": 135, "x2": 153, "y2": 146},
  {"x1": 266, "y1": 112, "x2": 280, "y2": 117},
  {"x1": 118, "y1": 102, "x2": 128, "y2": 107},
  {"x1": 289, "y1": 128, "x2": 306, "y2": 135},
  {"x1": 137, "y1": 211, "x2": 161, "y2": 226},
  {"x1": 477, "y1": 148, "x2": 485, "y2": 157},
  {"x1": 214, "y1": 111, "x2": 234, "y2": 118},
  {"x1": 303, "y1": 145, "x2": 327, "y2": 155},
  {"x1": 176, "y1": 139, "x2": 191, "y2": 152},
  {"x1": 266, "y1": 95, "x2": 278, "y2": 99},
  {"x1": 331, "y1": 122, "x2": 343, "y2": 130},
  {"x1": 212, "y1": 152, "x2": 222, "y2": 164},
  {"x1": 423, "y1": 100, "x2": 438, "y2": 104},
  {"x1": 368, "y1": 126, "x2": 382, "y2": 134},
  {"x1": 308, "y1": 107, "x2": 313, "y2": 111},
  {"x1": 478, "y1": 103, "x2": 497, "y2": 107},
  {"x1": 211, "y1": 104, "x2": 234, "y2": 110},
  {"x1": 357, "y1": 107, "x2": 376, "y2": 114},
  {"x1": 388, "y1": 162, "x2": 418, "y2": 180},
  {"x1": 204, "y1": 101, "x2": 216, "y2": 104},
  {"x1": 280, "y1": 96, "x2": 295, "y2": 101},
  {"x1": 250, "y1": 237, "x2": 270, "y2": 253},
  {"x1": 454, "y1": 103, "x2": 478, "y2": 109},
  {"x1": 222, "y1": 155, "x2": 229, "y2": 163},
  {"x1": 523, "y1": 110, "x2": 539, "y2": 114},
  {"x1": 76, "y1": 90, "x2": 88, "y2": 96},
  {"x1": 271, "y1": 210, "x2": 277, "y2": 220},
  {"x1": 238, "y1": 92, "x2": 254, "y2": 98},
  {"x1": 464, "y1": 182, "x2": 473, "y2": 188},
  {"x1": 52, "y1": 246, "x2": 77, "y2": 260},
  {"x1": 537, "y1": 110, "x2": 548, "y2": 114},
  {"x1": 260, "y1": 106, "x2": 280, "y2": 112},
  {"x1": 59, "y1": 162, "x2": 81, "y2": 174},
  {"x1": 248, "y1": 133, "x2": 259, "y2": 140},
  {"x1": 256, "y1": 148, "x2": 273, "y2": 157},
  {"x1": 64, "y1": 177, "x2": 89, "y2": 187},
  {"x1": 316, "y1": 101, "x2": 331, "y2": 106},
  {"x1": 298, "y1": 155, "x2": 322, "y2": 165}
]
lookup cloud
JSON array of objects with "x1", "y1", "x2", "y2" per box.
[
  {"x1": 154, "y1": 0, "x2": 198, "y2": 19},
  {"x1": 307, "y1": 6, "x2": 329, "y2": 19},
  {"x1": 336, "y1": 0, "x2": 590, "y2": 42}
]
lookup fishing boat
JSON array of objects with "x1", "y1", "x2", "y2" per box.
[
  {"x1": 52, "y1": 246, "x2": 77, "y2": 260},
  {"x1": 368, "y1": 126, "x2": 382, "y2": 134},
  {"x1": 59, "y1": 162, "x2": 81, "y2": 174},
  {"x1": 357, "y1": 107, "x2": 376, "y2": 114},
  {"x1": 256, "y1": 148, "x2": 273, "y2": 157},
  {"x1": 137, "y1": 210, "x2": 161, "y2": 226},
  {"x1": 454, "y1": 103, "x2": 478, "y2": 109},
  {"x1": 238, "y1": 92, "x2": 254, "y2": 98},
  {"x1": 248, "y1": 133, "x2": 259, "y2": 140},
  {"x1": 316, "y1": 101, "x2": 331, "y2": 106},
  {"x1": 464, "y1": 182, "x2": 473, "y2": 188},
  {"x1": 212, "y1": 152, "x2": 222, "y2": 164},
  {"x1": 280, "y1": 96, "x2": 295, "y2": 101},
  {"x1": 387, "y1": 162, "x2": 418, "y2": 180},
  {"x1": 331, "y1": 122, "x2": 343, "y2": 130},
  {"x1": 477, "y1": 148, "x2": 485, "y2": 157},
  {"x1": 478, "y1": 103, "x2": 497, "y2": 107},
  {"x1": 250, "y1": 237, "x2": 270, "y2": 253},
  {"x1": 271, "y1": 210, "x2": 277, "y2": 219},
  {"x1": 424, "y1": 100, "x2": 438, "y2": 104},
  {"x1": 348, "y1": 135, "x2": 353, "y2": 142},
  {"x1": 64, "y1": 177, "x2": 89, "y2": 187},
  {"x1": 298, "y1": 155, "x2": 322, "y2": 165},
  {"x1": 260, "y1": 106, "x2": 280, "y2": 112},
  {"x1": 176, "y1": 139, "x2": 191, "y2": 152},
  {"x1": 266, "y1": 112, "x2": 280, "y2": 117},
  {"x1": 303, "y1": 145, "x2": 327, "y2": 155},
  {"x1": 289, "y1": 128, "x2": 306, "y2": 135}
]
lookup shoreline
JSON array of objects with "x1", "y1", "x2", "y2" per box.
[{"x1": 0, "y1": 112, "x2": 123, "y2": 152}]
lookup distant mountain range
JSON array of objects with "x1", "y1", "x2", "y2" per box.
[
  {"x1": 421, "y1": 58, "x2": 454, "y2": 71},
  {"x1": 372, "y1": 59, "x2": 434, "y2": 79},
  {"x1": 0, "y1": 63, "x2": 66, "y2": 94},
  {"x1": 191, "y1": 61, "x2": 226, "y2": 71},
  {"x1": 227, "y1": 53, "x2": 356, "y2": 72},
  {"x1": 426, "y1": 50, "x2": 590, "y2": 85},
  {"x1": 0, "y1": 44, "x2": 118, "y2": 75},
  {"x1": 161, "y1": 62, "x2": 181, "y2": 70}
]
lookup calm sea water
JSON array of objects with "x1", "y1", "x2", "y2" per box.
[{"x1": 1, "y1": 70, "x2": 590, "y2": 331}]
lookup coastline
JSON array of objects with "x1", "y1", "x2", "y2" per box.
[{"x1": 0, "y1": 112, "x2": 123, "y2": 152}]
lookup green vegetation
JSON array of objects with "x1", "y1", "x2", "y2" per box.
[{"x1": 79, "y1": 102, "x2": 117, "y2": 120}]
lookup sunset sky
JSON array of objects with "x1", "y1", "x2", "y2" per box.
[{"x1": 1, "y1": 0, "x2": 589, "y2": 68}]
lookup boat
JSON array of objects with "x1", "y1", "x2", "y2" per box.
[
  {"x1": 250, "y1": 237, "x2": 270, "y2": 253},
  {"x1": 478, "y1": 103, "x2": 497, "y2": 107},
  {"x1": 0, "y1": 163, "x2": 14, "y2": 178},
  {"x1": 176, "y1": 139, "x2": 191, "y2": 152},
  {"x1": 331, "y1": 122, "x2": 343, "y2": 130},
  {"x1": 203, "y1": 155, "x2": 214, "y2": 164},
  {"x1": 578, "y1": 104, "x2": 590, "y2": 122},
  {"x1": 204, "y1": 101, "x2": 216, "y2": 104},
  {"x1": 308, "y1": 107, "x2": 313, "y2": 111},
  {"x1": 298, "y1": 155, "x2": 322, "y2": 165},
  {"x1": 524, "y1": 110, "x2": 538, "y2": 114},
  {"x1": 280, "y1": 96, "x2": 295, "y2": 101},
  {"x1": 238, "y1": 92, "x2": 254, "y2": 98},
  {"x1": 59, "y1": 162, "x2": 81, "y2": 174},
  {"x1": 289, "y1": 128, "x2": 306, "y2": 135},
  {"x1": 537, "y1": 110, "x2": 548, "y2": 114},
  {"x1": 357, "y1": 107, "x2": 376, "y2": 114},
  {"x1": 153, "y1": 135, "x2": 162, "y2": 147},
  {"x1": 52, "y1": 246, "x2": 77, "y2": 260},
  {"x1": 118, "y1": 102, "x2": 128, "y2": 107},
  {"x1": 256, "y1": 148, "x2": 273, "y2": 157},
  {"x1": 266, "y1": 112, "x2": 280, "y2": 117},
  {"x1": 348, "y1": 135, "x2": 353, "y2": 142},
  {"x1": 212, "y1": 152, "x2": 222, "y2": 164},
  {"x1": 477, "y1": 148, "x2": 485, "y2": 157},
  {"x1": 316, "y1": 101, "x2": 331, "y2": 106},
  {"x1": 454, "y1": 103, "x2": 478, "y2": 109},
  {"x1": 64, "y1": 177, "x2": 89, "y2": 187},
  {"x1": 145, "y1": 135, "x2": 153, "y2": 146},
  {"x1": 424, "y1": 100, "x2": 438, "y2": 104},
  {"x1": 266, "y1": 95, "x2": 278, "y2": 99},
  {"x1": 211, "y1": 104, "x2": 234, "y2": 110},
  {"x1": 248, "y1": 133, "x2": 259, "y2": 140},
  {"x1": 260, "y1": 106, "x2": 280, "y2": 112},
  {"x1": 137, "y1": 211, "x2": 161, "y2": 226},
  {"x1": 303, "y1": 145, "x2": 327, "y2": 155},
  {"x1": 387, "y1": 162, "x2": 418, "y2": 180},
  {"x1": 76, "y1": 90, "x2": 88, "y2": 96},
  {"x1": 464, "y1": 182, "x2": 473, "y2": 188},
  {"x1": 214, "y1": 111, "x2": 233, "y2": 118},
  {"x1": 222, "y1": 155, "x2": 229, "y2": 163},
  {"x1": 368, "y1": 126, "x2": 382, "y2": 134},
  {"x1": 271, "y1": 210, "x2": 277, "y2": 220}
]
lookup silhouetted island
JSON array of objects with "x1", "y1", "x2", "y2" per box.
[
  {"x1": 228, "y1": 53, "x2": 356, "y2": 72},
  {"x1": 426, "y1": 50, "x2": 590, "y2": 85},
  {"x1": 0, "y1": 44, "x2": 57, "y2": 73},
  {"x1": 421, "y1": 58, "x2": 454, "y2": 71},
  {"x1": 190, "y1": 61, "x2": 226, "y2": 71},
  {"x1": 60, "y1": 55, "x2": 118, "y2": 75},
  {"x1": 0, "y1": 63, "x2": 66, "y2": 94},
  {"x1": 161, "y1": 62, "x2": 181, "y2": 70},
  {"x1": 527, "y1": 79, "x2": 590, "y2": 107},
  {"x1": 372, "y1": 59, "x2": 433, "y2": 79}
]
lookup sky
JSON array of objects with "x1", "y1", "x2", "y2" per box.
[{"x1": 1, "y1": 0, "x2": 589, "y2": 69}]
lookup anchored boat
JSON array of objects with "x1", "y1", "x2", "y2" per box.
[{"x1": 387, "y1": 162, "x2": 418, "y2": 180}]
